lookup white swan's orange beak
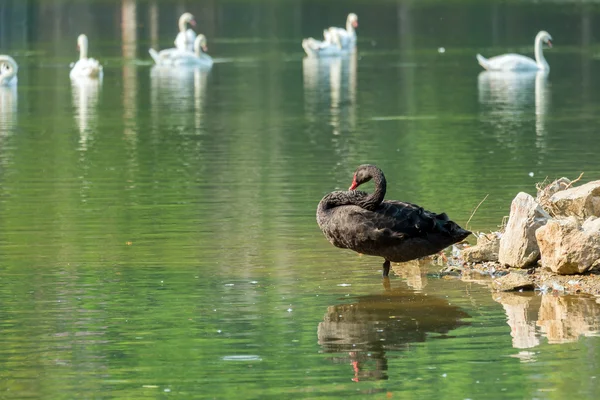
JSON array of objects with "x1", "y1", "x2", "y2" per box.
[
  {"x1": 190, "y1": 19, "x2": 196, "y2": 27},
  {"x1": 349, "y1": 176, "x2": 358, "y2": 190},
  {"x1": 352, "y1": 20, "x2": 358, "y2": 28},
  {"x1": 547, "y1": 40, "x2": 552, "y2": 48},
  {"x1": 202, "y1": 44, "x2": 208, "y2": 52}
]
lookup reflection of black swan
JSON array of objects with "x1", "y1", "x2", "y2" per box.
[
  {"x1": 316, "y1": 165, "x2": 471, "y2": 276},
  {"x1": 318, "y1": 285, "x2": 470, "y2": 381}
]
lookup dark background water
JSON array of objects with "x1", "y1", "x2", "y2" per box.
[{"x1": 1, "y1": 0, "x2": 600, "y2": 398}]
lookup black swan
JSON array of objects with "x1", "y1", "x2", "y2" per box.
[{"x1": 316, "y1": 164, "x2": 471, "y2": 277}]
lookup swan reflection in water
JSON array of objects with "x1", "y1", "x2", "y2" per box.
[
  {"x1": 0, "y1": 84, "x2": 17, "y2": 132},
  {"x1": 318, "y1": 280, "x2": 470, "y2": 381},
  {"x1": 303, "y1": 53, "x2": 357, "y2": 177},
  {"x1": 477, "y1": 70, "x2": 549, "y2": 150},
  {"x1": 71, "y1": 76, "x2": 102, "y2": 151},
  {"x1": 303, "y1": 53, "x2": 356, "y2": 132},
  {"x1": 150, "y1": 65, "x2": 210, "y2": 133},
  {"x1": 494, "y1": 291, "x2": 600, "y2": 358}
]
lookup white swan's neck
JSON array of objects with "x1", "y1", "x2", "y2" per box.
[
  {"x1": 345, "y1": 19, "x2": 355, "y2": 35},
  {"x1": 79, "y1": 38, "x2": 88, "y2": 60},
  {"x1": 534, "y1": 34, "x2": 548, "y2": 70},
  {"x1": 0, "y1": 55, "x2": 18, "y2": 84},
  {"x1": 179, "y1": 15, "x2": 189, "y2": 33},
  {"x1": 194, "y1": 35, "x2": 206, "y2": 57}
]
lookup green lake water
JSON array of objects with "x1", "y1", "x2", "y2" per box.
[{"x1": 1, "y1": 0, "x2": 600, "y2": 398}]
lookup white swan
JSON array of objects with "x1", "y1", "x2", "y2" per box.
[
  {"x1": 149, "y1": 34, "x2": 213, "y2": 68},
  {"x1": 477, "y1": 31, "x2": 553, "y2": 72},
  {"x1": 70, "y1": 34, "x2": 103, "y2": 79},
  {"x1": 302, "y1": 31, "x2": 345, "y2": 58},
  {"x1": 174, "y1": 12, "x2": 196, "y2": 52},
  {"x1": 325, "y1": 13, "x2": 358, "y2": 50},
  {"x1": 302, "y1": 13, "x2": 358, "y2": 57},
  {"x1": 0, "y1": 55, "x2": 18, "y2": 86}
]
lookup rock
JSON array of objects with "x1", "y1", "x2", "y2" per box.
[
  {"x1": 462, "y1": 232, "x2": 500, "y2": 262},
  {"x1": 499, "y1": 192, "x2": 551, "y2": 268},
  {"x1": 535, "y1": 216, "x2": 600, "y2": 275},
  {"x1": 492, "y1": 272, "x2": 535, "y2": 292},
  {"x1": 548, "y1": 180, "x2": 600, "y2": 220},
  {"x1": 536, "y1": 177, "x2": 571, "y2": 211}
]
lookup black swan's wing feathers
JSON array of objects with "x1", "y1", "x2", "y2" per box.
[
  {"x1": 349, "y1": 200, "x2": 454, "y2": 242},
  {"x1": 377, "y1": 200, "x2": 440, "y2": 236}
]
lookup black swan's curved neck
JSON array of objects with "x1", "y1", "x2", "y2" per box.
[
  {"x1": 358, "y1": 166, "x2": 386, "y2": 210},
  {"x1": 318, "y1": 166, "x2": 387, "y2": 213}
]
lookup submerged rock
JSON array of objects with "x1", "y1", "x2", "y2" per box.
[
  {"x1": 536, "y1": 216, "x2": 600, "y2": 275},
  {"x1": 548, "y1": 180, "x2": 600, "y2": 220},
  {"x1": 499, "y1": 192, "x2": 551, "y2": 268},
  {"x1": 492, "y1": 272, "x2": 535, "y2": 292},
  {"x1": 462, "y1": 232, "x2": 500, "y2": 263}
]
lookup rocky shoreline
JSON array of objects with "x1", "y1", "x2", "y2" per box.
[
  {"x1": 439, "y1": 176, "x2": 600, "y2": 297},
  {"x1": 440, "y1": 260, "x2": 600, "y2": 296}
]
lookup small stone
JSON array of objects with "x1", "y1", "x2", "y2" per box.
[
  {"x1": 492, "y1": 272, "x2": 535, "y2": 292},
  {"x1": 462, "y1": 232, "x2": 500, "y2": 262}
]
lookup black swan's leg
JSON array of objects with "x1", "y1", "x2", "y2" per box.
[{"x1": 382, "y1": 260, "x2": 391, "y2": 277}]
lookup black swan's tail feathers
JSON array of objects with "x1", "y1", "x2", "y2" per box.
[
  {"x1": 435, "y1": 214, "x2": 471, "y2": 242},
  {"x1": 453, "y1": 226, "x2": 472, "y2": 242}
]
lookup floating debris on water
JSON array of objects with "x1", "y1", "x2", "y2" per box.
[
  {"x1": 337, "y1": 283, "x2": 351, "y2": 287},
  {"x1": 371, "y1": 115, "x2": 438, "y2": 121},
  {"x1": 222, "y1": 355, "x2": 262, "y2": 361}
]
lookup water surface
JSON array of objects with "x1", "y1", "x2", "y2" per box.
[{"x1": 1, "y1": 0, "x2": 600, "y2": 398}]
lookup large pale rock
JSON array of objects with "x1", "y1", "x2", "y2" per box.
[
  {"x1": 535, "y1": 216, "x2": 600, "y2": 275},
  {"x1": 462, "y1": 232, "x2": 500, "y2": 263},
  {"x1": 548, "y1": 180, "x2": 600, "y2": 219},
  {"x1": 499, "y1": 192, "x2": 550, "y2": 268}
]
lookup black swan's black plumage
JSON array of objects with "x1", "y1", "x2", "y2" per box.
[{"x1": 316, "y1": 165, "x2": 471, "y2": 276}]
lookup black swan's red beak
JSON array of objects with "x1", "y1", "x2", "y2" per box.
[{"x1": 349, "y1": 176, "x2": 358, "y2": 190}]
